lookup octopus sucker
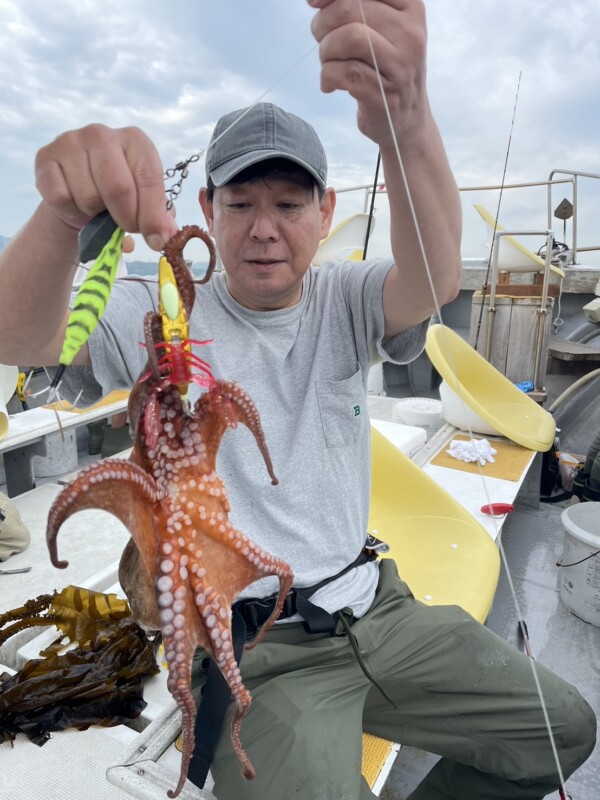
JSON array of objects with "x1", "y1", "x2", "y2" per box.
[{"x1": 45, "y1": 228, "x2": 293, "y2": 797}]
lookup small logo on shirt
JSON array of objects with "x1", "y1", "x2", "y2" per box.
[{"x1": 353, "y1": 404, "x2": 361, "y2": 417}]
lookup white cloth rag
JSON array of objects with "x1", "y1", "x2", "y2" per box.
[{"x1": 447, "y1": 438, "x2": 497, "y2": 466}]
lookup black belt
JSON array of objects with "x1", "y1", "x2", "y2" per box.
[
  {"x1": 235, "y1": 544, "x2": 379, "y2": 637},
  {"x1": 188, "y1": 537, "x2": 386, "y2": 789}
]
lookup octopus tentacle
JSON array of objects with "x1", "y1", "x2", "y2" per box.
[
  {"x1": 197, "y1": 381, "x2": 279, "y2": 485},
  {"x1": 231, "y1": 699, "x2": 255, "y2": 780},
  {"x1": 167, "y1": 657, "x2": 200, "y2": 798},
  {"x1": 163, "y1": 225, "x2": 217, "y2": 316},
  {"x1": 145, "y1": 311, "x2": 166, "y2": 380},
  {"x1": 128, "y1": 312, "x2": 165, "y2": 442},
  {"x1": 47, "y1": 459, "x2": 161, "y2": 573},
  {"x1": 192, "y1": 514, "x2": 293, "y2": 649}
]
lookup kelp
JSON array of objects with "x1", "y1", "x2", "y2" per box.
[{"x1": 0, "y1": 585, "x2": 159, "y2": 746}]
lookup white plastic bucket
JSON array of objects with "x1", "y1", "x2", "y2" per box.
[
  {"x1": 438, "y1": 380, "x2": 501, "y2": 437},
  {"x1": 558, "y1": 453, "x2": 582, "y2": 492},
  {"x1": 559, "y1": 502, "x2": 600, "y2": 626},
  {"x1": 32, "y1": 429, "x2": 78, "y2": 478}
]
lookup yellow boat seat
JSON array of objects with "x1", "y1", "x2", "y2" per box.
[
  {"x1": 360, "y1": 425, "x2": 502, "y2": 785},
  {"x1": 313, "y1": 213, "x2": 374, "y2": 265},
  {"x1": 369, "y1": 425, "x2": 501, "y2": 622},
  {"x1": 474, "y1": 203, "x2": 565, "y2": 279},
  {"x1": 425, "y1": 324, "x2": 556, "y2": 452}
]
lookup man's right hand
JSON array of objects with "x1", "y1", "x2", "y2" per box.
[{"x1": 34, "y1": 124, "x2": 178, "y2": 252}]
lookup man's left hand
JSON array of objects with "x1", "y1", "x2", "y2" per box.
[{"x1": 308, "y1": 0, "x2": 429, "y2": 147}]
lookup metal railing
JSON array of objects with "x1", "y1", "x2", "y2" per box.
[
  {"x1": 547, "y1": 169, "x2": 600, "y2": 263},
  {"x1": 335, "y1": 170, "x2": 600, "y2": 265},
  {"x1": 484, "y1": 229, "x2": 555, "y2": 392}
]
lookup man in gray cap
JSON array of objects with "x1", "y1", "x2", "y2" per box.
[{"x1": 0, "y1": 1, "x2": 594, "y2": 799}]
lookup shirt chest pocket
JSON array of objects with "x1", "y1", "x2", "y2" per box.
[{"x1": 316, "y1": 368, "x2": 366, "y2": 448}]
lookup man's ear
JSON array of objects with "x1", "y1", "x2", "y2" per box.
[
  {"x1": 199, "y1": 188, "x2": 214, "y2": 235},
  {"x1": 319, "y1": 188, "x2": 336, "y2": 240}
]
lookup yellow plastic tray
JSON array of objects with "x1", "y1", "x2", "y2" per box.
[
  {"x1": 44, "y1": 388, "x2": 130, "y2": 414},
  {"x1": 369, "y1": 426, "x2": 500, "y2": 623},
  {"x1": 425, "y1": 324, "x2": 556, "y2": 452}
]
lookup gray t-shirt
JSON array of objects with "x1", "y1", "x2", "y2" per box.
[{"x1": 62, "y1": 259, "x2": 427, "y2": 618}]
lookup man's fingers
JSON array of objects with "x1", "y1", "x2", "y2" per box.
[
  {"x1": 309, "y1": 0, "x2": 428, "y2": 143},
  {"x1": 35, "y1": 146, "x2": 93, "y2": 228},
  {"x1": 317, "y1": 23, "x2": 399, "y2": 86},
  {"x1": 124, "y1": 134, "x2": 178, "y2": 250},
  {"x1": 35, "y1": 124, "x2": 176, "y2": 251}
]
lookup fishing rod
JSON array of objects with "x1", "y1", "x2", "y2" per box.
[
  {"x1": 363, "y1": 151, "x2": 381, "y2": 259},
  {"x1": 473, "y1": 71, "x2": 522, "y2": 352}
]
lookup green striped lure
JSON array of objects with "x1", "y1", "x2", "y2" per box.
[
  {"x1": 46, "y1": 151, "x2": 201, "y2": 404},
  {"x1": 49, "y1": 224, "x2": 125, "y2": 398}
]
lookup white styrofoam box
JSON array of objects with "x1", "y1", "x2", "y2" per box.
[
  {"x1": 583, "y1": 296, "x2": 600, "y2": 322},
  {"x1": 370, "y1": 419, "x2": 427, "y2": 458},
  {"x1": 1, "y1": 485, "x2": 123, "y2": 670}
]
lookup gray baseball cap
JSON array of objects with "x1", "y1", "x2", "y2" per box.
[{"x1": 205, "y1": 102, "x2": 327, "y2": 189}]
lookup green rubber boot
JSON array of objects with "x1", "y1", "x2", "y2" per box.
[
  {"x1": 100, "y1": 424, "x2": 132, "y2": 458},
  {"x1": 87, "y1": 421, "x2": 106, "y2": 455}
]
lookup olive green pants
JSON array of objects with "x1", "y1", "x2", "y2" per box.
[{"x1": 192, "y1": 560, "x2": 596, "y2": 799}]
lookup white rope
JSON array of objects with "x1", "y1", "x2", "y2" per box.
[{"x1": 355, "y1": 0, "x2": 567, "y2": 791}]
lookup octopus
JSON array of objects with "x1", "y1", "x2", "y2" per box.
[{"x1": 46, "y1": 226, "x2": 294, "y2": 798}]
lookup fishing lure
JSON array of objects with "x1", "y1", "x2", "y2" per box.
[
  {"x1": 47, "y1": 154, "x2": 202, "y2": 403},
  {"x1": 139, "y1": 228, "x2": 217, "y2": 443},
  {"x1": 48, "y1": 223, "x2": 125, "y2": 399},
  {"x1": 146, "y1": 254, "x2": 215, "y2": 403}
]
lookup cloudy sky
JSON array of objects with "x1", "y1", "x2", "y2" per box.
[{"x1": 1, "y1": 0, "x2": 599, "y2": 265}]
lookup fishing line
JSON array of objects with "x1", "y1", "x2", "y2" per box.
[
  {"x1": 355, "y1": 0, "x2": 567, "y2": 792},
  {"x1": 163, "y1": 40, "x2": 321, "y2": 196},
  {"x1": 208, "y1": 43, "x2": 319, "y2": 152}
]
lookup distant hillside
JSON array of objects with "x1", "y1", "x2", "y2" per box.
[
  {"x1": 126, "y1": 260, "x2": 210, "y2": 279},
  {"x1": 125, "y1": 260, "x2": 158, "y2": 276},
  {"x1": 0, "y1": 241, "x2": 209, "y2": 279}
]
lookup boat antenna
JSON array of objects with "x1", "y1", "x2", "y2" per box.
[
  {"x1": 362, "y1": 151, "x2": 381, "y2": 259},
  {"x1": 473, "y1": 71, "x2": 522, "y2": 350}
]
